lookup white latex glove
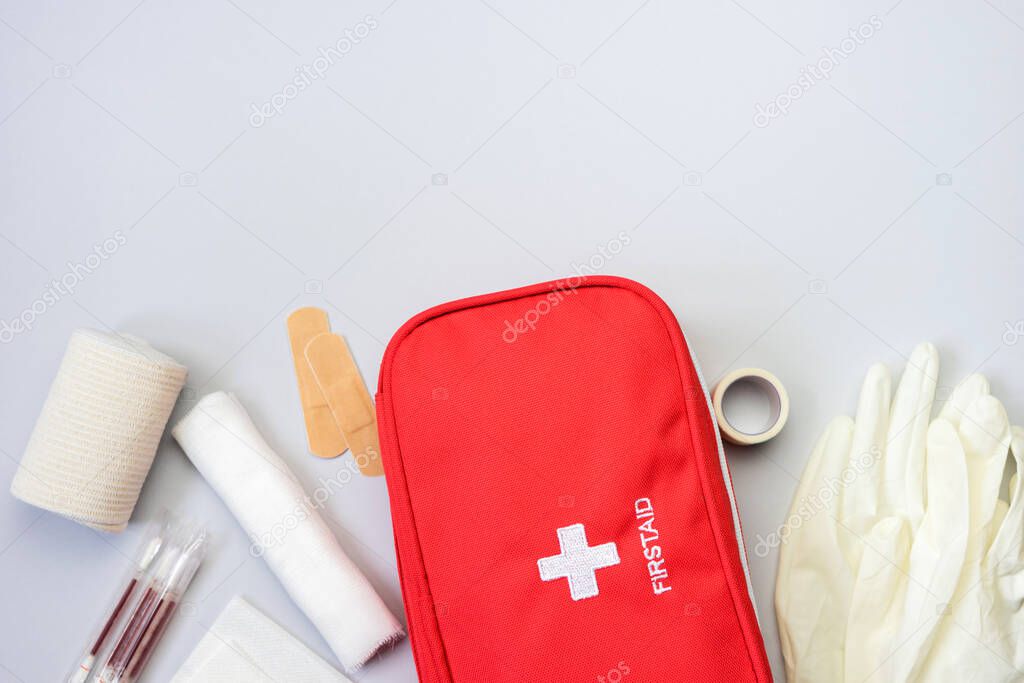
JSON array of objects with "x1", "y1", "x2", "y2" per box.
[
  {"x1": 776, "y1": 344, "x2": 979, "y2": 682},
  {"x1": 917, "y1": 419, "x2": 1022, "y2": 683},
  {"x1": 775, "y1": 413, "x2": 855, "y2": 682},
  {"x1": 861, "y1": 373, "x2": 1002, "y2": 681}
]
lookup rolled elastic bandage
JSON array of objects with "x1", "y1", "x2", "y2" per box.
[
  {"x1": 10, "y1": 329, "x2": 187, "y2": 532},
  {"x1": 172, "y1": 392, "x2": 403, "y2": 672}
]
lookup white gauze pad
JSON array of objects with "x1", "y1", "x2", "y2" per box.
[
  {"x1": 173, "y1": 597, "x2": 352, "y2": 682},
  {"x1": 171, "y1": 392, "x2": 403, "y2": 672},
  {"x1": 10, "y1": 329, "x2": 187, "y2": 532}
]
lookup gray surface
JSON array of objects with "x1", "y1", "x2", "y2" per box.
[{"x1": 1, "y1": 1, "x2": 1023, "y2": 681}]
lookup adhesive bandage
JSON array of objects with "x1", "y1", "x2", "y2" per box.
[
  {"x1": 287, "y1": 307, "x2": 347, "y2": 458},
  {"x1": 305, "y1": 332, "x2": 384, "y2": 477}
]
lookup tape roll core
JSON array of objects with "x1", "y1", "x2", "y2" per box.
[{"x1": 712, "y1": 368, "x2": 789, "y2": 446}]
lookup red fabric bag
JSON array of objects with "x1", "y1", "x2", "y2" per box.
[{"x1": 377, "y1": 276, "x2": 772, "y2": 682}]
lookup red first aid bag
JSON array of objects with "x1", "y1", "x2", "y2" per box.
[{"x1": 377, "y1": 276, "x2": 772, "y2": 682}]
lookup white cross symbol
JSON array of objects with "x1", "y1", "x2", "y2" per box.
[{"x1": 537, "y1": 523, "x2": 620, "y2": 601}]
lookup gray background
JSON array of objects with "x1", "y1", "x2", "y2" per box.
[{"x1": 1, "y1": 0, "x2": 1023, "y2": 681}]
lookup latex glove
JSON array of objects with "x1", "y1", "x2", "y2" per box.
[
  {"x1": 776, "y1": 343, "x2": 974, "y2": 682},
  {"x1": 860, "y1": 376, "x2": 994, "y2": 682},
  {"x1": 841, "y1": 345, "x2": 976, "y2": 682},
  {"x1": 917, "y1": 418, "x2": 1021, "y2": 683},
  {"x1": 775, "y1": 413, "x2": 855, "y2": 682},
  {"x1": 776, "y1": 344, "x2": 938, "y2": 682}
]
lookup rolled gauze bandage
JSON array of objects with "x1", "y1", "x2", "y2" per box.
[
  {"x1": 10, "y1": 329, "x2": 187, "y2": 532},
  {"x1": 172, "y1": 391, "x2": 403, "y2": 672}
]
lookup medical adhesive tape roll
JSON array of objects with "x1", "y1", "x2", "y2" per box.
[
  {"x1": 10, "y1": 329, "x2": 187, "y2": 532},
  {"x1": 712, "y1": 367, "x2": 789, "y2": 445}
]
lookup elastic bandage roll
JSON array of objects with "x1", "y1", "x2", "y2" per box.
[
  {"x1": 172, "y1": 391, "x2": 403, "y2": 672},
  {"x1": 10, "y1": 329, "x2": 187, "y2": 532}
]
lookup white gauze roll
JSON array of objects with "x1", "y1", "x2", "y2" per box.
[
  {"x1": 172, "y1": 391, "x2": 403, "y2": 672},
  {"x1": 10, "y1": 329, "x2": 186, "y2": 532}
]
